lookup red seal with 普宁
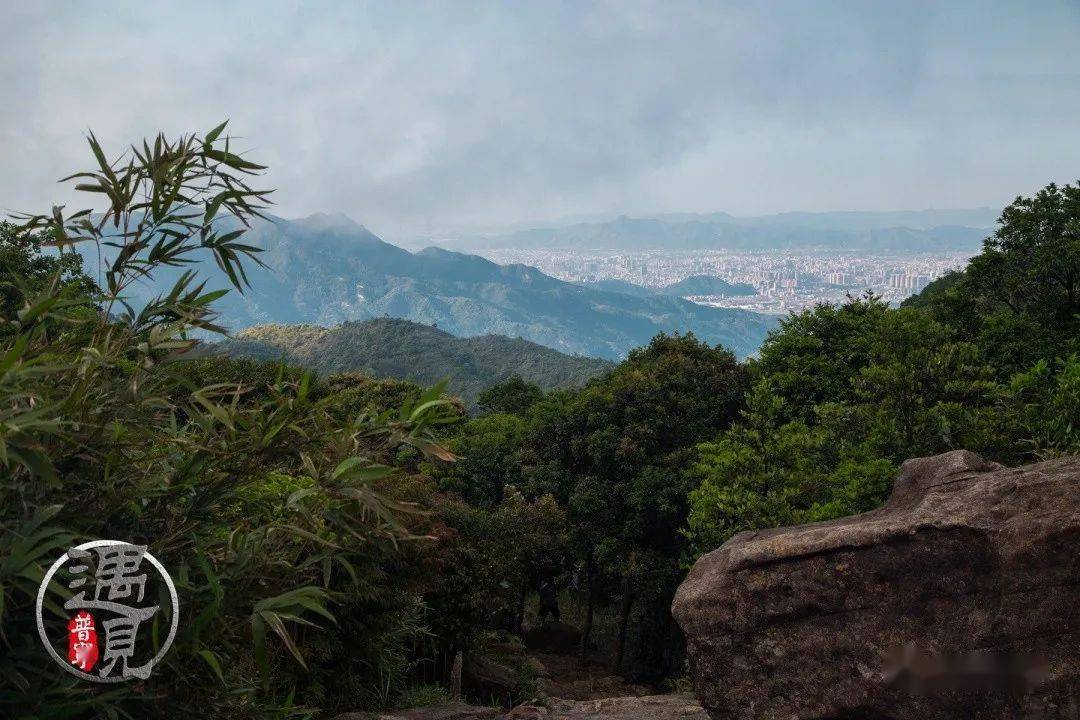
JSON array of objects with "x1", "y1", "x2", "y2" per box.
[{"x1": 68, "y1": 610, "x2": 99, "y2": 672}]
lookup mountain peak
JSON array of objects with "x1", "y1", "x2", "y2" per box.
[{"x1": 295, "y1": 211, "x2": 368, "y2": 233}]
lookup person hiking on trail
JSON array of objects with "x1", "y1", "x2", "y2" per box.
[{"x1": 538, "y1": 579, "x2": 560, "y2": 623}]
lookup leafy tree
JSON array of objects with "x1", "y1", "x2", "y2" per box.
[
  {"x1": 684, "y1": 418, "x2": 895, "y2": 554},
  {"x1": 420, "y1": 488, "x2": 566, "y2": 666},
  {"x1": 969, "y1": 182, "x2": 1080, "y2": 327},
  {"x1": 911, "y1": 182, "x2": 1080, "y2": 374},
  {"x1": 524, "y1": 333, "x2": 747, "y2": 677},
  {"x1": 433, "y1": 412, "x2": 528, "y2": 508},
  {"x1": 476, "y1": 375, "x2": 544, "y2": 415},
  {"x1": 684, "y1": 298, "x2": 1000, "y2": 557},
  {"x1": 849, "y1": 307, "x2": 999, "y2": 460},
  {"x1": 0, "y1": 222, "x2": 98, "y2": 337},
  {"x1": 752, "y1": 292, "x2": 890, "y2": 425},
  {"x1": 999, "y1": 354, "x2": 1080, "y2": 459}
]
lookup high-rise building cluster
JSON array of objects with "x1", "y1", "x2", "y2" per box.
[{"x1": 480, "y1": 248, "x2": 970, "y2": 313}]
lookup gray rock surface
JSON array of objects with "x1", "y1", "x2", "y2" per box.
[{"x1": 673, "y1": 450, "x2": 1080, "y2": 720}]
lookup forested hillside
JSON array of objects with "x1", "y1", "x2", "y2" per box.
[
  {"x1": 661, "y1": 275, "x2": 755, "y2": 296},
  {"x1": 215, "y1": 318, "x2": 613, "y2": 406}
]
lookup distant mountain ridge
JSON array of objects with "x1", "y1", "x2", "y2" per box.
[
  {"x1": 431, "y1": 208, "x2": 996, "y2": 253},
  {"x1": 580, "y1": 275, "x2": 755, "y2": 297},
  {"x1": 82, "y1": 213, "x2": 776, "y2": 359},
  {"x1": 215, "y1": 318, "x2": 613, "y2": 406},
  {"x1": 648, "y1": 207, "x2": 998, "y2": 230},
  {"x1": 663, "y1": 275, "x2": 756, "y2": 296}
]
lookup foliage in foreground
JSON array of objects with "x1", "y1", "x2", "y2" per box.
[{"x1": 0, "y1": 126, "x2": 460, "y2": 719}]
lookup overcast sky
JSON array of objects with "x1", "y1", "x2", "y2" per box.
[{"x1": 3, "y1": 1, "x2": 1079, "y2": 238}]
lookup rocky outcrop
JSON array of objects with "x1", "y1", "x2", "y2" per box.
[
  {"x1": 463, "y1": 640, "x2": 539, "y2": 703},
  {"x1": 672, "y1": 450, "x2": 1080, "y2": 720}
]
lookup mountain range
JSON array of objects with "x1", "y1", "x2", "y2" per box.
[
  {"x1": 89, "y1": 213, "x2": 776, "y2": 359},
  {"x1": 214, "y1": 318, "x2": 613, "y2": 406},
  {"x1": 425, "y1": 208, "x2": 997, "y2": 253}
]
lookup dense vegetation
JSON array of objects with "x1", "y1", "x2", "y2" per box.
[
  {"x1": 214, "y1": 319, "x2": 612, "y2": 408},
  {"x1": 0, "y1": 128, "x2": 471, "y2": 719},
  {"x1": 1, "y1": 125, "x2": 1076, "y2": 720},
  {"x1": 423, "y1": 182, "x2": 1080, "y2": 678}
]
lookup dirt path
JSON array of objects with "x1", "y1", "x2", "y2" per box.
[
  {"x1": 521, "y1": 621, "x2": 652, "y2": 701},
  {"x1": 341, "y1": 693, "x2": 707, "y2": 720},
  {"x1": 337, "y1": 621, "x2": 708, "y2": 720},
  {"x1": 519, "y1": 694, "x2": 708, "y2": 720},
  {"x1": 529, "y1": 650, "x2": 652, "y2": 701}
]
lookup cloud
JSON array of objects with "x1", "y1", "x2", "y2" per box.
[{"x1": 2, "y1": 0, "x2": 1079, "y2": 238}]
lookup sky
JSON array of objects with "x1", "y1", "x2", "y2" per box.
[{"x1": 3, "y1": 0, "x2": 1079, "y2": 239}]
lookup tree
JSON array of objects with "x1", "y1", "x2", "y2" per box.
[
  {"x1": 998, "y1": 354, "x2": 1080, "y2": 459},
  {"x1": 969, "y1": 182, "x2": 1080, "y2": 326},
  {"x1": 851, "y1": 307, "x2": 999, "y2": 460},
  {"x1": 684, "y1": 299, "x2": 1002, "y2": 558},
  {"x1": 910, "y1": 182, "x2": 1080, "y2": 375},
  {"x1": 0, "y1": 222, "x2": 98, "y2": 336},
  {"x1": 524, "y1": 333, "x2": 747, "y2": 676},
  {"x1": 752, "y1": 293, "x2": 891, "y2": 425},
  {"x1": 476, "y1": 375, "x2": 544, "y2": 415},
  {"x1": 433, "y1": 412, "x2": 528, "y2": 508},
  {"x1": 420, "y1": 487, "x2": 566, "y2": 665}
]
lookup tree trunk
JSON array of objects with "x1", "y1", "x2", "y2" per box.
[
  {"x1": 579, "y1": 556, "x2": 595, "y2": 665},
  {"x1": 513, "y1": 584, "x2": 527, "y2": 636},
  {"x1": 613, "y1": 581, "x2": 634, "y2": 674}
]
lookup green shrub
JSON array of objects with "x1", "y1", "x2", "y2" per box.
[{"x1": 396, "y1": 684, "x2": 454, "y2": 709}]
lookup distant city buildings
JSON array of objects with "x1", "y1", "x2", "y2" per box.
[{"x1": 479, "y1": 248, "x2": 970, "y2": 314}]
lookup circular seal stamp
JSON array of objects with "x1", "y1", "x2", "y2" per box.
[{"x1": 35, "y1": 540, "x2": 179, "y2": 683}]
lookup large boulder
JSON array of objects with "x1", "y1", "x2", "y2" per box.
[{"x1": 672, "y1": 450, "x2": 1079, "y2": 720}]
